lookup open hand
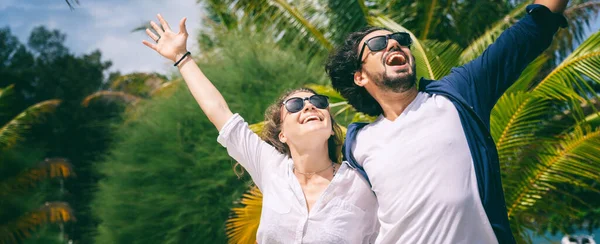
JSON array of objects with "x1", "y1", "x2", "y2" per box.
[{"x1": 142, "y1": 14, "x2": 188, "y2": 62}]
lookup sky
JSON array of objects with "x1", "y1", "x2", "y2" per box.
[{"x1": 0, "y1": 0, "x2": 202, "y2": 75}]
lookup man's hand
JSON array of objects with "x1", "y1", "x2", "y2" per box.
[
  {"x1": 142, "y1": 14, "x2": 189, "y2": 62},
  {"x1": 533, "y1": 0, "x2": 569, "y2": 13}
]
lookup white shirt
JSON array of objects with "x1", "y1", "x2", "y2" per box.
[
  {"x1": 352, "y1": 92, "x2": 497, "y2": 244},
  {"x1": 218, "y1": 114, "x2": 379, "y2": 244}
]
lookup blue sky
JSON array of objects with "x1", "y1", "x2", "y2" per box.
[
  {"x1": 0, "y1": 0, "x2": 202, "y2": 74},
  {"x1": 0, "y1": 1, "x2": 598, "y2": 76}
]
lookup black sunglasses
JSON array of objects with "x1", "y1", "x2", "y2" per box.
[
  {"x1": 282, "y1": 95, "x2": 329, "y2": 113},
  {"x1": 357, "y1": 32, "x2": 412, "y2": 67}
]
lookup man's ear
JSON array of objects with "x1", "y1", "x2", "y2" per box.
[{"x1": 354, "y1": 71, "x2": 367, "y2": 87}]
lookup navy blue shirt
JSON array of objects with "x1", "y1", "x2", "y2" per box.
[{"x1": 343, "y1": 4, "x2": 566, "y2": 243}]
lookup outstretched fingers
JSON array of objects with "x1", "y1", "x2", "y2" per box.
[
  {"x1": 150, "y1": 21, "x2": 164, "y2": 36},
  {"x1": 142, "y1": 40, "x2": 157, "y2": 51},
  {"x1": 157, "y1": 14, "x2": 171, "y2": 32},
  {"x1": 145, "y1": 28, "x2": 159, "y2": 42},
  {"x1": 178, "y1": 17, "x2": 188, "y2": 35}
]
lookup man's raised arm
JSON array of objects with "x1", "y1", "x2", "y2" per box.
[{"x1": 440, "y1": 1, "x2": 568, "y2": 116}]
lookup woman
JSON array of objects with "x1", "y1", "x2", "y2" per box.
[{"x1": 142, "y1": 14, "x2": 378, "y2": 243}]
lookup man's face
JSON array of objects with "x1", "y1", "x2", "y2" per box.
[{"x1": 356, "y1": 30, "x2": 416, "y2": 93}]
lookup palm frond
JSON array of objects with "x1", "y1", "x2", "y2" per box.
[
  {"x1": 64, "y1": 0, "x2": 79, "y2": 10},
  {"x1": 223, "y1": 0, "x2": 332, "y2": 54},
  {"x1": 0, "y1": 202, "x2": 74, "y2": 244},
  {"x1": 418, "y1": 0, "x2": 444, "y2": 40},
  {"x1": 421, "y1": 40, "x2": 462, "y2": 79},
  {"x1": 491, "y1": 92, "x2": 553, "y2": 165},
  {"x1": 504, "y1": 55, "x2": 549, "y2": 95},
  {"x1": 150, "y1": 80, "x2": 180, "y2": 97},
  {"x1": 226, "y1": 186, "x2": 263, "y2": 244},
  {"x1": 505, "y1": 125, "x2": 600, "y2": 217},
  {"x1": 325, "y1": 0, "x2": 369, "y2": 44},
  {"x1": 459, "y1": 2, "x2": 527, "y2": 65},
  {"x1": 81, "y1": 91, "x2": 141, "y2": 107},
  {"x1": 0, "y1": 99, "x2": 61, "y2": 150},
  {"x1": 0, "y1": 84, "x2": 15, "y2": 114},
  {"x1": 494, "y1": 33, "x2": 600, "y2": 163},
  {"x1": 0, "y1": 158, "x2": 73, "y2": 197},
  {"x1": 532, "y1": 31, "x2": 600, "y2": 101},
  {"x1": 551, "y1": 1, "x2": 600, "y2": 60},
  {"x1": 0, "y1": 84, "x2": 15, "y2": 102}
]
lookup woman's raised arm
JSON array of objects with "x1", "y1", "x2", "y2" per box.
[{"x1": 142, "y1": 14, "x2": 233, "y2": 131}]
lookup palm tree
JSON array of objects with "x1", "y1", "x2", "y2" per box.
[
  {"x1": 0, "y1": 84, "x2": 74, "y2": 243},
  {"x1": 195, "y1": 1, "x2": 600, "y2": 243}
]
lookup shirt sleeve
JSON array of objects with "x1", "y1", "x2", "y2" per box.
[
  {"x1": 217, "y1": 114, "x2": 286, "y2": 189},
  {"x1": 439, "y1": 4, "x2": 566, "y2": 119}
]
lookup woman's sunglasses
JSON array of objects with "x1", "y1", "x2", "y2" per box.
[
  {"x1": 357, "y1": 32, "x2": 412, "y2": 67},
  {"x1": 282, "y1": 95, "x2": 329, "y2": 113}
]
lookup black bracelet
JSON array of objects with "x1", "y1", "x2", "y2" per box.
[{"x1": 174, "y1": 51, "x2": 191, "y2": 67}]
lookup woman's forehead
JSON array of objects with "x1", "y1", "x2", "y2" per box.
[{"x1": 285, "y1": 91, "x2": 315, "y2": 99}]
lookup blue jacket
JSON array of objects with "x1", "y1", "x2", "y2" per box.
[{"x1": 342, "y1": 5, "x2": 566, "y2": 244}]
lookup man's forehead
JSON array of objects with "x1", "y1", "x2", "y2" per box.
[{"x1": 361, "y1": 30, "x2": 393, "y2": 43}]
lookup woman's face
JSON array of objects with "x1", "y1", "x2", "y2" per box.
[{"x1": 278, "y1": 91, "x2": 334, "y2": 145}]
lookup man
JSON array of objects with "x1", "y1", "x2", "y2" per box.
[{"x1": 325, "y1": 1, "x2": 568, "y2": 243}]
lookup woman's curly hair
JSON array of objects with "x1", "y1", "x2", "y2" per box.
[
  {"x1": 262, "y1": 88, "x2": 343, "y2": 163},
  {"x1": 325, "y1": 26, "x2": 391, "y2": 116}
]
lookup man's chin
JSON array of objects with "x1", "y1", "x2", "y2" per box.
[{"x1": 380, "y1": 72, "x2": 416, "y2": 92}]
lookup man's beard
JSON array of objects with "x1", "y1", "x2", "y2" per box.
[{"x1": 365, "y1": 60, "x2": 417, "y2": 93}]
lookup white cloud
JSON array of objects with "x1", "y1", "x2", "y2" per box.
[
  {"x1": 78, "y1": 0, "x2": 203, "y2": 74},
  {"x1": 0, "y1": 0, "x2": 204, "y2": 75}
]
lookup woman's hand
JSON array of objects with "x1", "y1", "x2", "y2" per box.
[{"x1": 142, "y1": 14, "x2": 188, "y2": 62}]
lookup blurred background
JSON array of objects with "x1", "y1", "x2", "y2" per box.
[{"x1": 0, "y1": 0, "x2": 599, "y2": 243}]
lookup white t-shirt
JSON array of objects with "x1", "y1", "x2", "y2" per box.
[
  {"x1": 352, "y1": 92, "x2": 498, "y2": 244},
  {"x1": 218, "y1": 114, "x2": 379, "y2": 244}
]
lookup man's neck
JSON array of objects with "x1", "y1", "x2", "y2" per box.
[{"x1": 375, "y1": 87, "x2": 419, "y2": 121}]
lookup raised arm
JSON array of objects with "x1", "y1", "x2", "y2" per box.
[
  {"x1": 440, "y1": 1, "x2": 568, "y2": 117},
  {"x1": 142, "y1": 14, "x2": 233, "y2": 131}
]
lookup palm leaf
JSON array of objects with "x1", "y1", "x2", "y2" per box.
[
  {"x1": 494, "y1": 32, "x2": 600, "y2": 164},
  {"x1": 421, "y1": 40, "x2": 462, "y2": 79},
  {"x1": 459, "y1": 2, "x2": 527, "y2": 65},
  {"x1": 532, "y1": 31, "x2": 600, "y2": 101},
  {"x1": 551, "y1": 1, "x2": 600, "y2": 60},
  {"x1": 149, "y1": 81, "x2": 180, "y2": 97},
  {"x1": 221, "y1": 0, "x2": 332, "y2": 54},
  {"x1": 503, "y1": 55, "x2": 550, "y2": 95},
  {"x1": 505, "y1": 125, "x2": 600, "y2": 218},
  {"x1": 0, "y1": 99, "x2": 61, "y2": 150},
  {"x1": 491, "y1": 92, "x2": 552, "y2": 165},
  {"x1": 325, "y1": 0, "x2": 369, "y2": 44},
  {"x1": 0, "y1": 84, "x2": 15, "y2": 115},
  {"x1": 81, "y1": 91, "x2": 141, "y2": 107},
  {"x1": 64, "y1": 0, "x2": 79, "y2": 10},
  {"x1": 225, "y1": 186, "x2": 263, "y2": 244},
  {"x1": 0, "y1": 158, "x2": 73, "y2": 197},
  {"x1": 0, "y1": 202, "x2": 74, "y2": 244}
]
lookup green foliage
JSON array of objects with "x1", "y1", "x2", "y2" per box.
[
  {"x1": 92, "y1": 28, "x2": 326, "y2": 243},
  {"x1": 1, "y1": 25, "x2": 120, "y2": 243}
]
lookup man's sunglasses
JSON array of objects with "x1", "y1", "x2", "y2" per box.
[
  {"x1": 357, "y1": 32, "x2": 412, "y2": 67},
  {"x1": 282, "y1": 95, "x2": 329, "y2": 113}
]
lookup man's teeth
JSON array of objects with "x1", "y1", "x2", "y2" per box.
[{"x1": 386, "y1": 53, "x2": 407, "y2": 65}]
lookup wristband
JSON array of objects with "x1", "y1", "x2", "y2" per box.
[{"x1": 174, "y1": 51, "x2": 191, "y2": 67}]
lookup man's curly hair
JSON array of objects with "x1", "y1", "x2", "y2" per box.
[{"x1": 325, "y1": 26, "x2": 392, "y2": 116}]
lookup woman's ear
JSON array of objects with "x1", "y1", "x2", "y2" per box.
[{"x1": 279, "y1": 131, "x2": 287, "y2": 143}]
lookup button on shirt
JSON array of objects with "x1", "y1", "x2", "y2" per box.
[{"x1": 217, "y1": 114, "x2": 379, "y2": 244}]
